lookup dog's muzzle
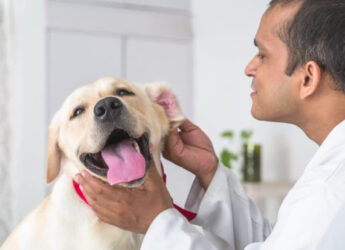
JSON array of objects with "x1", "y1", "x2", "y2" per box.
[{"x1": 80, "y1": 96, "x2": 152, "y2": 186}]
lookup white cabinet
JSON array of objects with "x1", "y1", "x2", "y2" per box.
[
  {"x1": 126, "y1": 38, "x2": 193, "y2": 116},
  {"x1": 48, "y1": 32, "x2": 123, "y2": 119},
  {"x1": 47, "y1": 1, "x2": 193, "y2": 119}
]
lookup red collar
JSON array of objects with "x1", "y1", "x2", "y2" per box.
[
  {"x1": 73, "y1": 180, "x2": 89, "y2": 204},
  {"x1": 73, "y1": 164, "x2": 197, "y2": 221}
]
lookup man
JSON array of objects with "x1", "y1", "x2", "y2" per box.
[{"x1": 75, "y1": 0, "x2": 345, "y2": 249}]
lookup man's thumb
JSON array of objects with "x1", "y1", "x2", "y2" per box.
[{"x1": 163, "y1": 129, "x2": 179, "y2": 158}]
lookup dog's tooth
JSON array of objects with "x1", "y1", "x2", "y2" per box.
[{"x1": 131, "y1": 139, "x2": 140, "y2": 153}]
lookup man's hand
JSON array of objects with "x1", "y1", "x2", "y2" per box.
[
  {"x1": 74, "y1": 166, "x2": 173, "y2": 234},
  {"x1": 164, "y1": 119, "x2": 218, "y2": 189}
]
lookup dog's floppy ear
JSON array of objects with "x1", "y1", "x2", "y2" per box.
[
  {"x1": 145, "y1": 83, "x2": 185, "y2": 129},
  {"x1": 46, "y1": 117, "x2": 62, "y2": 184}
]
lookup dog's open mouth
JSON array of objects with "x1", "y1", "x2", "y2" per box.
[{"x1": 80, "y1": 129, "x2": 151, "y2": 185}]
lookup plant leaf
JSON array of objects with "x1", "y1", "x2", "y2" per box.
[
  {"x1": 221, "y1": 130, "x2": 234, "y2": 138},
  {"x1": 220, "y1": 149, "x2": 238, "y2": 168},
  {"x1": 241, "y1": 130, "x2": 253, "y2": 140},
  {"x1": 220, "y1": 149, "x2": 231, "y2": 168}
]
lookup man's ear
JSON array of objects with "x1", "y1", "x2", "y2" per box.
[
  {"x1": 299, "y1": 61, "x2": 322, "y2": 99},
  {"x1": 46, "y1": 119, "x2": 62, "y2": 184},
  {"x1": 145, "y1": 83, "x2": 185, "y2": 129}
]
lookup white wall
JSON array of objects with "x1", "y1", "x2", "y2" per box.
[
  {"x1": 191, "y1": 0, "x2": 318, "y2": 182},
  {"x1": 10, "y1": 0, "x2": 47, "y2": 223}
]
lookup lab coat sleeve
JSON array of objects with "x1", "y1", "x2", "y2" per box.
[{"x1": 140, "y1": 165, "x2": 272, "y2": 250}]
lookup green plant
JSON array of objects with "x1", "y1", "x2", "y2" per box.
[
  {"x1": 220, "y1": 129, "x2": 253, "y2": 169},
  {"x1": 240, "y1": 130, "x2": 253, "y2": 143}
]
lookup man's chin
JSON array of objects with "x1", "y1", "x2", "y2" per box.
[
  {"x1": 251, "y1": 109, "x2": 273, "y2": 121},
  {"x1": 251, "y1": 108, "x2": 263, "y2": 120}
]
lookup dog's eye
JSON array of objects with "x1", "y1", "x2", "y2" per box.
[
  {"x1": 71, "y1": 107, "x2": 85, "y2": 119},
  {"x1": 117, "y1": 89, "x2": 134, "y2": 96}
]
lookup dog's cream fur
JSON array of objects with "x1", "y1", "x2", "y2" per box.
[{"x1": 1, "y1": 77, "x2": 184, "y2": 250}]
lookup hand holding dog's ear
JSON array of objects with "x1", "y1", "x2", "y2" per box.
[
  {"x1": 75, "y1": 166, "x2": 173, "y2": 234},
  {"x1": 163, "y1": 119, "x2": 218, "y2": 190}
]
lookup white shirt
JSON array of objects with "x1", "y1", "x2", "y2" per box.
[{"x1": 141, "y1": 120, "x2": 345, "y2": 250}]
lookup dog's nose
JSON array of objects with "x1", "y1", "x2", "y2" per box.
[{"x1": 94, "y1": 97, "x2": 123, "y2": 122}]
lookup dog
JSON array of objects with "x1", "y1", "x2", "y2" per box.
[{"x1": 1, "y1": 77, "x2": 185, "y2": 250}]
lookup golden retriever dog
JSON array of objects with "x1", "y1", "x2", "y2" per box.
[{"x1": 1, "y1": 77, "x2": 184, "y2": 250}]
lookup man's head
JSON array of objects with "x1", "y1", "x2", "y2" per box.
[
  {"x1": 245, "y1": 0, "x2": 345, "y2": 124},
  {"x1": 271, "y1": 0, "x2": 345, "y2": 92}
]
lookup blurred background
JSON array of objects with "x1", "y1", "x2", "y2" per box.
[{"x1": 0, "y1": 0, "x2": 318, "y2": 243}]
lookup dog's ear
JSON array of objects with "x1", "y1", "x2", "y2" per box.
[
  {"x1": 145, "y1": 83, "x2": 185, "y2": 129},
  {"x1": 46, "y1": 118, "x2": 62, "y2": 184}
]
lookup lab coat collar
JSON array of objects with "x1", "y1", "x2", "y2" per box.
[{"x1": 305, "y1": 119, "x2": 345, "y2": 172}]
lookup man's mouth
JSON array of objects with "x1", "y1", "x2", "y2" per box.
[
  {"x1": 250, "y1": 83, "x2": 257, "y2": 97},
  {"x1": 80, "y1": 129, "x2": 151, "y2": 185},
  {"x1": 251, "y1": 81, "x2": 257, "y2": 93}
]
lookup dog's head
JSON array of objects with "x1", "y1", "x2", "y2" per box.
[{"x1": 46, "y1": 77, "x2": 184, "y2": 187}]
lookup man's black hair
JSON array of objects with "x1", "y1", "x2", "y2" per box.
[{"x1": 269, "y1": 0, "x2": 345, "y2": 92}]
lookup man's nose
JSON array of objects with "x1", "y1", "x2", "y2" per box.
[{"x1": 245, "y1": 57, "x2": 257, "y2": 77}]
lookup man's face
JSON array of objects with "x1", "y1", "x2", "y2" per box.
[{"x1": 245, "y1": 4, "x2": 302, "y2": 123}]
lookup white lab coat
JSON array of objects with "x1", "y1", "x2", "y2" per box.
[{"x1": 141, "y1": 120, "x2": 345, "y2": 250}]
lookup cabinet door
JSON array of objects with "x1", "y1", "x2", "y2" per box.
[
  {"x1": 48, "y1": 31, "x2": 123, "y2": 120},
  {"x1": 126, "y1": 38, "x2": 194, "y2": 206},
  {"x1": 126, "y1": 38, "x2": 193, "y2": 116}
]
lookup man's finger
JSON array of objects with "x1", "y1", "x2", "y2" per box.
[
  {"x1": 163, "y1": 128, "x2": 183, "y2": 160},
  {"x1": 178, "y1": 119, "x2": 199, "y2": 133},
  {"x1": 146, "y1": 166, "x2": 163, "y2": 183},
  {"x1": 83, "y1": 193, "x2": 122, "y2": 226},
  {"x1": 75, "y1": 170, "x2": 123, "y2": 201}
]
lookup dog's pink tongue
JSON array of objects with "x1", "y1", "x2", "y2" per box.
[{"x1": 101, "y1": 139, "x2": 146, "y2": 185}]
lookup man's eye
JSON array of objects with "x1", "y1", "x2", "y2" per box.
[
  {"x1": 117, "y1": 89, "x2": 134, "y2": 96},
  {"x1": 257, "y1": 53, "x2": 266, "y2": 60},
  {"x1": 71, "y1": 107, "x2": 85, "y2": 119}
]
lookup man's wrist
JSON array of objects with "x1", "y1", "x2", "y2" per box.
[{"x1": 196, "y1": 162, "x2": 218, "y2": 190}]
